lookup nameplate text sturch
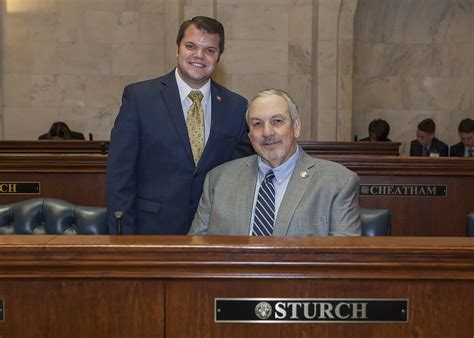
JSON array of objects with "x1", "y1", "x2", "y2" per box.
[
  {"x1": 215, "y1": 298, "x2": 408, "y2": 323},
  {"x1": 0, "y1": 182, "x2": 40, "y2": 195},
  {"x1": 360, "y1": 184, "x2": 446, "y2": 197}
]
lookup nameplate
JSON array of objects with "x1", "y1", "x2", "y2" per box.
[
  {"x1": 360, "y1": 184, "x2": 446, "y2": 197},
  {"x1": 0, "y1": 182, "x2": 40, "y2": 194},
  {"x1": 215, "y1": 298, "x2": 408, "y2": 323},
  {"x1": 0, "y1": 299, "x2": 4, "y2": 322}
]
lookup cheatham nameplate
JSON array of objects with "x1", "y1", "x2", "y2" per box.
[
  {"x1": 215, "y1": 298, "x2": 408, "y2": 323},
  {"x1": 360, "y1": 184, "x2": 446, "y2": 197},
  {"x1": 0, "y1": 182, "x2": 40, "y2": 195}
]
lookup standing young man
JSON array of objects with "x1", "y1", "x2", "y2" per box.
[{"x1": 107, "y1": 16, "x2": 252, "y2": 234}]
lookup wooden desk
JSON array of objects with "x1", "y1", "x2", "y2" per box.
[
  {"x1": 322, "y1": 156, "x2": 474, "y2": 236},
  {"x1": 0, "y1": 154, "x2": 107, "y2": 206},
  {"x1": 1, "y1": 154, "x2": 474, "y2": 236},
  {"x1": 0, "y1": 236, "x2": 473, "y2": 337}
]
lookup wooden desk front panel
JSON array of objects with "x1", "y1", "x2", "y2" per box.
[
  {"x1": 0, "y1": 172, "x2": 106, "y2": 206},
  {"x1": 0, "y1": 154, "x2": 107, "y2": 206},
  {"x1": 167, "y1": 279, "x2": 473, "y2": 338},
  {"x1": 359, "y1": 175, "x2": 474, "y2": 236},
  {"x1": 0, "y1": 236, "x2": 473, "y2": 337},
  {"x1": 0, "y1": 280, "x2": 164, "y2": 338}
]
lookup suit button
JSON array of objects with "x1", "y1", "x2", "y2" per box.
[{"x1": 189, "y1": 200, "x2": 195, "y2": 205}]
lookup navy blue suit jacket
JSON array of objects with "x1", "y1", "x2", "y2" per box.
[
  {"x1": 107, "y1": 70, "x2": 252, "y2": 234},
  {"x1": 450, "y1": 142, "x2": 465, "y2": 157},
  {"x1": 409, "y1": 137, "x2": 448, "y2": 157}
]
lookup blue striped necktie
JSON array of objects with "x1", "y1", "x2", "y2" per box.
[{"x1": 252, "y1": 170, "x2": 276, "y2": 236}]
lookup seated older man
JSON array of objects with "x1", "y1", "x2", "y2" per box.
[{"x1": 188, "y1": 89, "x2": 360, "y2": 236}]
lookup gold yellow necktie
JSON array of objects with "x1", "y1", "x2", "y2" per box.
[{"x1": 186, "y1": 91, "x2": 205, "y2": 165}]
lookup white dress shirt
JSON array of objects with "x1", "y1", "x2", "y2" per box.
[{"x1": 175, "y1": 68, "x2": 212, "y2": 143}]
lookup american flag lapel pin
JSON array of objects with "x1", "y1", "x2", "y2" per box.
[{"x1": 216, "y1": 95, "x2": 222, "y2": 102}]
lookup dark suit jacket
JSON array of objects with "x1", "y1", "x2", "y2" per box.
[
  {"x1": 409, "y1": 137, "x2": 448, "y2": 157},
  {"x1": 450, "y1": 142, "x2": 465, "y2": 157},
  {"x1": 106, "y1": 70, "x2": 252, "y2": 234}
]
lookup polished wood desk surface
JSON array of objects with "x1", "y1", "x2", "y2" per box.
[
  {"x1": 1, "y1": 236, "x2": 473, "y2": 279},
  {"x1": 0, "y1": 140, "x2": 399, "y2": 156},
  {"x1": 0, "y1": 140, "x2": 108, "y2": 154}
]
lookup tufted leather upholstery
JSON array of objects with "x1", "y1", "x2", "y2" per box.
[
  {"x1": 0, "y1": 199, "x2": 390, "y2": 236},
  {"x1": 0, "y1": 198, "x2": 107, "y2": 234},
  {"x1": 467, "y1": 213, "x2": 474, "y2": 237},
  {"x1": 360, "y1": 208, "x2": 391, "y2": 236}
]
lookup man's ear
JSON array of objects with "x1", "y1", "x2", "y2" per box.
[{"x1": 293, "y1": 117, "x2": 301, "y2": 139}]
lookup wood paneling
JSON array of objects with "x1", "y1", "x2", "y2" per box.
[
  {"x1": 1, "y1": 152, "x2": 474, "y2": 236},
  {"x1": 299, "y1": 141, "x2": 401, "y2": 156},
  {"x1": 0, "y1": 154, "x2": 106, "y2": 206},
  {"x1": 0, "y1": 236, "x2": 473, "y2": 337},
  {"x1": 322, "y1": 156, "x2": 474, "y2": 236},
  {"x1": 0, "y1": 280, "x2": 164, "y2": 338}
]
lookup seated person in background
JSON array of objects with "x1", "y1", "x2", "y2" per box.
[
  {"x1": 359, "y1": 119, "x2": 391, "y2": 141},
  {"x1": 38, "y1": 121, "x2": 85, "y2": 140},
  {"x1": 409, "y1": 118, "x2": 448, "y2": 157},
  {"x1": 450, "y1": 118, "x2": 474, "y2": 157},
  {"x1": 188, "y1": 89, "x2": 361, "y2": 236}
]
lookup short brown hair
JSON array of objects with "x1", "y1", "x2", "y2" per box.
[
  {"x1": 176, "y1": 16, "x2": 225, "y2": 54},
  {"x1": 458, "y1": 118, "x2": 474, "y2": 133},
  {"x1": 417, "y1": 118, "x2": 436, "y2": 134}
]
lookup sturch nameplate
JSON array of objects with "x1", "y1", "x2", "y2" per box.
[
  {"x1": 360, "y1": 184, "x2": 446, "y2": 197},
  {"x1": 0, "y1": 182, "x2": 40, "y2": 194},
  {"x1": 0, "y1": 299, "x2": 4, "y2": 322},
  {"x1": 215, "y1": 298, "x2": 408, "y2": 323}
]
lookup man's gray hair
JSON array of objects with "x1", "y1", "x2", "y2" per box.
[{"x1": 246, "y1": 89, "x2": 299, "y2": 124}]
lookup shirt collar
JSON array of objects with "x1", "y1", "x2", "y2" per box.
[
  {"x1": 175, "y1": 68, "x2": 211, "y2": 106},
  {"x1": 257, "y1": 145, "x2": 300, "y2": 183}
]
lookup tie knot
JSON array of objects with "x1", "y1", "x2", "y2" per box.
[
  {"x1": 188, "y1": 91, "x2": 203, "y2": 103},
  {"x1": 265, "y1": 170, "x2": 275, "y2": 182}
]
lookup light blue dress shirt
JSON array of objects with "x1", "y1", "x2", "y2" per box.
[{"x1": 248, "y1": 146, "x2": 301, "y2": 235}]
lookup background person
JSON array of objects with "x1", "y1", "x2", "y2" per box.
[
  {"x1": 38, "y1": 122, "x2": 85, "y2": 140},
  {"x1": 359, "y1": 119, "x2": 391, "y2": 141},
  {"x1": 409, "y1": 118, "x2": 448, "y2": 157},
  {"x1": 450, "y1": 118, "x2": 474, "y2": 157}
]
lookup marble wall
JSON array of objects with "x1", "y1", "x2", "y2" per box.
[
  {"x1": 0, "y1": 0, "x2": 340, "y2": 141},
  {"x1": 2, "y1": 0, "x2": 473, "y2": 151},
  {"x1": 2, "y1": 0, "x2": 167, "y2": 140},
  {"x1": 353, "y1": 0, "x2": 474, "y2": 154}
]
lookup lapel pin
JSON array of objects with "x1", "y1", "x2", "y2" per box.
[
  {"x1": 300, "y1": 171, "x2": 309, "y2": 178},
  {"x1": 216, "y1": 95, "x2": 222, "y2": 102}
]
